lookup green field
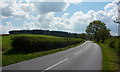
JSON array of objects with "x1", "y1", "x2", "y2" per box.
[{"x1": 1, "y1": 34, "x2": 83, "y2": 66}]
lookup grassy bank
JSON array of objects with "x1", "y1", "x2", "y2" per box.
[
  {"x1": 97, "y1": 43, "x2": 118, "y2": 70},
  {"x1": 95, "y1": 38, "x2": 119, "y2": 70},
  {"x1": 1, "y1": 34, "x2": 83, "y2": 66}
]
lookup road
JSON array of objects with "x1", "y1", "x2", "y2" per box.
[{"x1": 3, "y1": 41, "x2": 102, "y2": 71}]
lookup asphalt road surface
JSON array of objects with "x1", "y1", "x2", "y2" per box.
[{"x1": 3, "y1": 41, "x2": 102, "y2": 71}]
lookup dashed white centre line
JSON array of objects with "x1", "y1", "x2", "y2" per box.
[
  {"x1": 74, "y1": 50, "x2": 82, "y2": 55},
  {"x1": 42, "y1": 58, "x2": 68, "y2": 72}
]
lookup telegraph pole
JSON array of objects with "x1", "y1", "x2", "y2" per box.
[
  {"x1": 118, "y1": 1, "x2": 120, "y2": 36},
  {"x1": 114, "y1": 1, "x2": 120, "y2": 36}
]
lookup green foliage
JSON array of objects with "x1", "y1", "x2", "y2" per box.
[
  {"x1": 96, "y1": 37, "x2": 120, "y2": 70},
  {"x1": 0, "y1": 36, "x2": 2, "y2": 51},
  {"x1": 86, "y1": 20, "x2": 107, "y2": 35},
  {"x1": 1, "y1": 35, "x2": 12, "y2": 51},
  {"x1": 86, "y1": 20, "x2": 110, "y2": 40},
  {"x1": 79, "y1": 33, "x2": 87, "y2": 39},
  {"x1": 2, "y1": 42, "x2": 83, "y2": 66},
  {"x1": 107, "y1": 38, "x2": 120, "y2": 54},
  {"x1": 97, "y1": 43, "x2": 118, "y2": 70},
  {"x1": 9, "y1": 29, "x2": 80, "y2": 38},
  {"x1": 2, "y1": 34, "x2": 83, "y2": 66},
  {"x1": 95, "y1": 29, "x2": 110, "y2": 43},
  {"x1": 10, "y1": 34, "x2": 82, "y2": 53}
]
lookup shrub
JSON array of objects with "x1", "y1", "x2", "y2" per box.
[
  {"x1": 109, "y1": 39, "x2": 116, "y2": 49},
  {"x1": 11, "y1": 35, "x2": 82, "y2": 53},
  {"x1": 118, "y1": 39, "x2": 120, "y2": 54},
  {"x1": 108, "y1": 38, "x2": 120, "y2": 54}
]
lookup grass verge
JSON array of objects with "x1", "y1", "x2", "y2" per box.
[
  {"x1": 97, "y1": 43, "x2": 118, "y2": 70},
  {"x1": 2, "y1": 41, "x2": 84, "y2": 66}
]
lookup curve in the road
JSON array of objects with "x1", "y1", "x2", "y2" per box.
[{"x1": 3, "y1": 41, "x2": 102, "y2": 71}]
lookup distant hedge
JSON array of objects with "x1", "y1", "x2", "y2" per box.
[
  {"x1": 11, "y1": 35, "x2": 82, "y2": 53},
  {"x1": 9, "y1": 29, "x2": 80, "y2": 38}
]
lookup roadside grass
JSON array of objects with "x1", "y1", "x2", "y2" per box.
[
  {"x1": 97, "y1": 43, "x2": 118, "y2": 70},
  {"x1": 2, "y1": 42, "x2": 83, "y2": 66},
  {"x1": 0, "y1": 52, "x2": 2, "y2": 67},
  {"x1": 1, "y1": 34, "x2": 84, "y2": 66},
  {"x1": 1, "y1": 35, "x2": 12, "y2": 51}
]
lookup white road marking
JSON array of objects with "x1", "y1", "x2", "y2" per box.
[
  {"x1": 42, "y1": 58, "x2": 68, "y2": 72},
  {"x1": 74, "y1": 50, "x2": 82, "y2": 55}
]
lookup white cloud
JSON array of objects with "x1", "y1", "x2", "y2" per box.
[
  {"x1": 1, "y1": 3, "x2": 14, "y2": 17},
  {"x1": 1, "y1": 21, "x2": 23, "y2": 34},
  {"x1": 1, "y1": 22, "x2": 13, "y2": 34},
  {"x1": 68, "y1": 0, "x2": 82, "y2": 4},
  {"x1": 0, "y1": 1, "x2": 35, "y2": 20},
  {"x1": 0, "y1": 1, "x2": 69, "y2": 19},
  {"x1": 34, "y1": 2, "x2": 69, "y2": 14},
  {"x1": 104, "y1": 0, "x2": 119, "y2": 10}
]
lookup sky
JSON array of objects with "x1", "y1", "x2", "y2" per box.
[{"x1": 0, "y1": 0, "x2": 119, "y2": 35}]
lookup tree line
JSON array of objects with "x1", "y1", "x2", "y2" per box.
[
  {"x1": 9, "y1": 30, "x2": 81, "y2": 38},
  {"x1": 9, "y1": 20, "x2": 116, "y2": 41}
]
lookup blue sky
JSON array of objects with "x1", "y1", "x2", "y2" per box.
[
  {"x1": 55, "y1": 2, "x2": 109, "y2": 17},
  {"x1": 0, "y1": 0, "x2": 118, "y2": 35}
]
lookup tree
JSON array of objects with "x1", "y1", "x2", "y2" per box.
[
  {"x1": 95, "y1": 29, "x2": 110, "y2": 43},
  {"x1": 86, "y1": 20, "x2": 110, "y2": 41},
  {"x1": 86, "y1": 20, "x2": 107, "y2": 35}
]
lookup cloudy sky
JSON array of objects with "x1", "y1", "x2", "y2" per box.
[{"x1": 0, "y1": 0, "x2": 119, "y2": 35}]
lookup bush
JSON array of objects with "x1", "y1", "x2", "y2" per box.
[
  {"x1": 109, "y1": 39, "x2": 116, "y2": 49},
  {"x1": 108, "y1": 38, "x2": 120, "y2": 54},
  {"x1": 11, "y1": 35, "x2": 82, "y2": 53},
  {"x1": 118, "y1": 39, "x2": 120, "y2": 54}
]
